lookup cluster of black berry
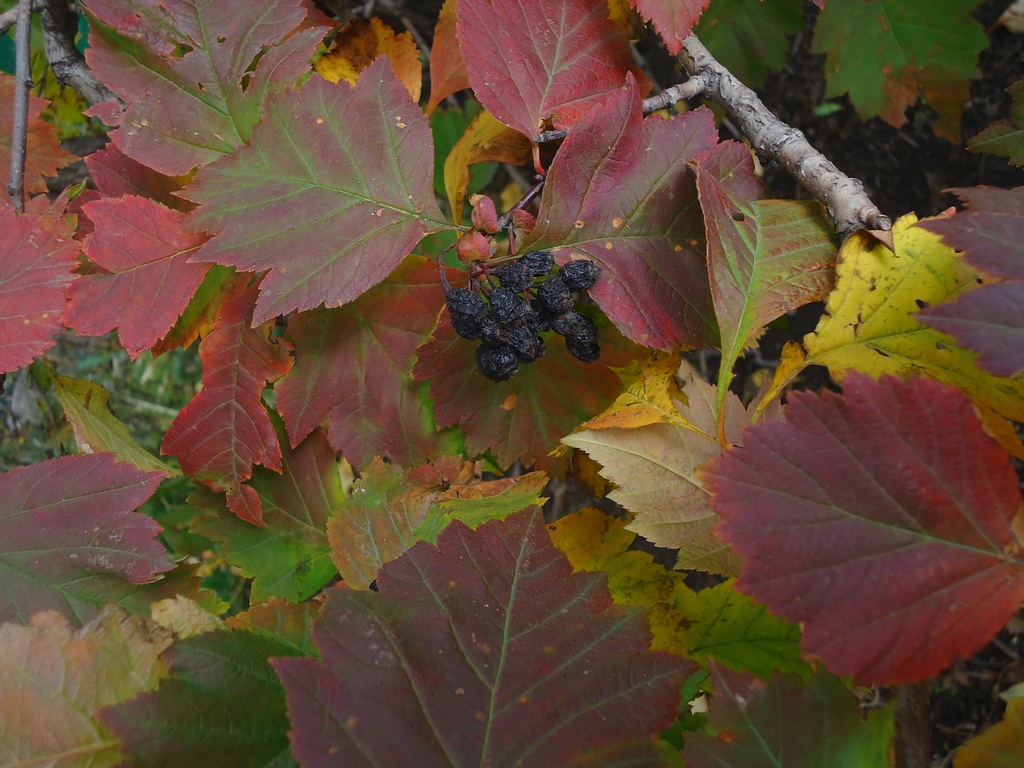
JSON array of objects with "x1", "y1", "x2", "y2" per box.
[{"x1": 444, "y1": 250, "x2": 603, "y2": 382}]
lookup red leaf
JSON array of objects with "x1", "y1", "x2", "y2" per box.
[
  {"x1": 272, "y1": 509, "x2": 692, "y2": 766},
  {"x1": 0, "y1": 203, "x2": 79, "y2": 375},
  {"x1": 162, "y1": 282, "x2": 294, "y2": 525},
  {"x1": 525, "y1": 78, "x2": 720, "y2": 349},
  {"x1": 414, "y1": 307, "x2": 639, "y2": 471},
  {"x1": 0, "y1": 74, "x2": 77, "y2": 193},
  {"x1": 630, "y1": 0, "x2": 710, "y2": 55},
  {"x1": 426, "y1": 0, "x2": 469, "y2": 113},
  {"x1": 67, "y1": 196, "x2": 211, "y2": 358},
  {"x1": 0, "y1": 453, "x2": 172, "y2": 624},
  {"x1": 703, "y1": 374, "x2": 1024, "y2": 685},
  {"x1": 84, "y1": 144, "x2": 191, "y2": 210},
  {"x1": 184, "y1": 59, "x2": 444, "y2": 324},
  {"x1": 457, "y1": 0, "x2": 636, "y2": 137},
  {"x1": 84, "y1": 0, "x2": 328, "y2": 175},
  {"x1": 276, "y1": 257, "x2": 456, "y2": 467},
  {"x1": 918, "y1": 187, "x2": 1024, "y2": 376}
]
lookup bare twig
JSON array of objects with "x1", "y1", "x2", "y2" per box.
[
  {"x1": 0, "y1": 0, "x2": 40, "y2": 36},
  {"x1": 6, "y1": 0, "x2": 32, "y2": 213},
  {"x1": 535, "y1": 77, "x2": 707, "y2": 144},
  {"x1": 38, "y1": 0, "x2": 120, "y2": 105},
  {"x1": 495, "y1": 175, "x2": 545, "y2": 234},
  {"x1": 676, "y1": 34, "x2": 891, "y2": 236},
  {"x1": 893, "y1": 681, "x2": 932, "y2": 768}
]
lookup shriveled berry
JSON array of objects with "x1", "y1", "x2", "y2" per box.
[
  {"x1": 446, "y1": 287, "x2": 486, "y2": 318},
  {"x1": 476, "y1": 341, "x2": 519, "y2": 381},
  {"x1": 507, "y1": 324, "x2": 545, "y2": 362},
  {"x1": 495, "y1": 262, "x2": 532, "y2": 293},
  {"x1": 566, "y1": 336, "x2": 600, "y2": 363},
  {"x1": 519, "y1": 249, "x2": 554, "y2": 277},
  {"x1": 450, "y1": 311, "x2": 482, "y2": 339},
  {"x1": 489, "y1": 286, "x2": 530, "y2": 323},
  {"x1": 550, "y1": 311, "x2": 597, "y2": 344},
  {"x1": 560, "y1": 259, "x2": 602, "y2": 292},
  {"x1": 528, "y1": 301, "x2": 552, "y2": 332},
  {"x1": 478, "y1": 312, "x2": 501, "y2": 341},
  {"x1": 537, "y1": 277, "x2": 573, "y2": 314}
]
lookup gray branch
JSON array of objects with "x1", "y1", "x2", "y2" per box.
[
  {"x1": 39, "y1": 0, "x2": 120, "y2": 105},
  {"x1": 676, "y1": 34, "x2": 891, "y2": 236},
  {"x1": 6, "y1": 0, "x2": 32, "y2": 212}
]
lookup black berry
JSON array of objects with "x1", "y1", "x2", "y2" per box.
[
  {"x1": 446, "y1": 288, "x2": 486, "y2": 318},
  {"x1": 519, "y1": 250, "x2": 554, "y2": 277},
  {"x1": 559, "y1": 259, "x2": 602, "y2": 292},
  {"x1": 489, "y1": 286, "x2": 530, "y2": 323},
  {"x1": 565, "y1": 336, "x2": 600, "y2": 363},
  {"x1": 537, "y1": 277, "x2": 573, "y2": 314},
  {"x1": 476, "y1": 341, "x2": 519, "y2": 381},
  {"x1": 495, "y1": 262, "x2": 532, "y2": 293},
  {"x1": 450, "y1": 311, "x2": 482, "y2": 339},
  {"x1": 507, "y1": 324, "x2": 545, "y2": 362}
]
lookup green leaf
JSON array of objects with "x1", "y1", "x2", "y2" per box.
[
  {"x1": 100, "y1": 630, "x2": 303, "y2": 768},
  {"x1": 969, "y1": 78, "x2": 1024, "y2": 166},
  {"x1": 812, "y1": 0, "x2": 988, "y2": 141},
  {"x1": 190, "y1": 423, "x2": 342, "y2": 604},
  {"x1": 685, "y1": 661, "x2": 894, "y2": 768},
  {"x1": 52, "y1": 373, "x2": 179, "y2": 476},
  {"x1": 695, "y1": 0, "x2": 804, "y2": 87}
]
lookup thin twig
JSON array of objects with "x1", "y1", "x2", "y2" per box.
[
  {"x1": 6, "y1": 0, "x2": 32, "y2": 213},
  {"x1": 676, "y1": 34, "x2": 891, "y2": 236},
  {"x1": 39, "y1": 0, "x2": 120, "y2": 105},
  {"x1": 0, "y1": 0, "x2": 40, "y2": 35},
  {"x1": 495, "y1": 175, "x2": 545, "y2": 233},
  {"x1": 535, "y1": 77, "x2": 707, "y2": 143}
]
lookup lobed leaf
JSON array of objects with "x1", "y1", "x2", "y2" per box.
[
  {"x1": 630, "y1": 0, "x2": 709, "y2": 55},
  {"x1": 684, "y1": 661, "x2": 894, "y2": 767},
  {"x1": 84, "y1": 142, "x2": 192, "y2": 209},
  {"x1": 426, "y1": 0, "x2": 470, "y2": 114},
  {"x1": 0, "y1": 607, "x2": 172, "y2": 768},
  {"x1": 314, "y1": 16, "x2": 421, "y2": 101},
  {"x1": 67, "y1": 196, "x2": 212, "y2": 358},
  {"x1": 328, "y1": 456, "x2": 547, "y2": 590},
  {"x1": 0, "y1": 453, "x2": 173, "y2": 625},
  {"x1": 226, "y1": 597, "x2": 322, "y2": 657},
  {"x1": 969, "y1": 79, "x2": 1024, "y2": 166},
  {"x1": 0, "y1": 74, "x2": 77, "y2": 193},
  {"x1": 101, "y1": 630, "x2": 304, "y2": 768},
  {"x1": 189, "y1": 422, "x2": 341, "y2": 604},
  {"x1": 185, "y1": 59, "x2": 445, "y2": 324},
  {"x1": 52, "y1": 373, "x2": 179, "y2": 475},
  {"x1": 83, "y1": 0, "x2": 328, "y2": 175},
  {"x1": 917, "y1": 187, "x2": 1024, "y2": 377},
  {"x1": 273, "y1": 509, "x2": 693, "y2": 766},
  {"x1": 705, "y1": 374, "x2": 1024, "y2": 685},
  {"x1": 525, "y1": 78, "x2": 720, "y2": 350},
  {"x1": 812, "y1": 0, "x2": 987, "y2": 141},
  {"x1": 0, "y1": 203, "x2": 79, "y2": 375},
  {"x1": 162, "y1": 282, "x2": 294, "y2": 525},
  {"x1": 414, "y1": 305, "x2": 639, "y2": 472},
  {"x1": 457, "y1": 0, "x2": 637, "y2": 138},
  {"x1": 275, "y1": 256, "x2": 460, "y2": 468},
  {"x1": 697, "y1": 142, "x2": 836, "y2": 440}
]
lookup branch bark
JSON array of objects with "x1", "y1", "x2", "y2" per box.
[
  {"x1": 38, "y1": 0, "x2": 120, "y2": 105},
  {"x1": 676, "y1": 34, "x2": 891, "y2": 237},
  {"x1": 6, "y1": 0, "x2": 33, "y2": 213}
]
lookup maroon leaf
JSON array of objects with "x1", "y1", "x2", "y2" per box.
[
  {"x1": 0, "y1": 74, "x2": 78, "y2": 193},
  {"x1": 918, "y1": 187, "x2": 1024, "y2": 377},
  {"x1": 525, "y1": 78, "x2": 720, "y2": 349},
  {"x1": 162, "y1": 282, "x2": 294, "y2": 525},
  {"x1": 0, "y1": 203, "x2": 79, "y2": 375},
  {"x1": 272, "y1": 509, "x2": 692, "y2": 766},
  {"x1": 184, "y1": 59, "x2": 445, "y2": 324},
  {"x1": 276, "y1": 256, "x2": 458, "y2": 467},
  {"x1": 703, "y1": 374, "x2": 1024, "y2": 685},
  {"x1": 457, "y1": 0, "x2": 636, "y2": 137},
  {"x1": 426, "y1": 0, "x2": 469, "y2": 114},
  {"x1": 83, "y1": 0, "x2": 328, "y2": 175},
  {"x1": 84, "y1": 143, "x2": 191, "y2": 210},
  {"x1": 414, "y1": 307, "x2": 639, "y2": 472},
  {"x1": 0, "y1": 453, "x2": 173, "y2": 624},
  {"x1": 67, "y1": 196, "x2": 211, "y2": 358},
  {"x1": 631, "y1": 0, "x2": 710, "y2": 55}
]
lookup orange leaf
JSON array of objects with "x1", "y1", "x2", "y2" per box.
[{"x1": 315, "y1": 17, "x2": 422, "y2": 102}]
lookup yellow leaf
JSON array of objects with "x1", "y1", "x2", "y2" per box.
[
  {"x1": 758, "y1": 214, "x2": 1024, "y2": 433},
  {"x1": 444, "y1": 109, "x2": 531, "y2": 223},
  {"x1": 314, "y1": 17, "x2": 422, "y2": 102},
  {"x1": 151, "y1": 596, "x2": 225, "y2": 639},
  {"x1": 562, "y1": 360, "x2": 755, "y2": 575},
  {"x1": 954, "y1": 697, "x2": 1024, "y2": 768},
  {"x1": 0, "y1": 607, "x2": 172, "y2": 767}
]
